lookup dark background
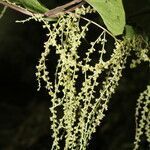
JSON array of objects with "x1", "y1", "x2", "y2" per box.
[{"x1": 0, "y1": 0, "x2": 149, "y2": 150}]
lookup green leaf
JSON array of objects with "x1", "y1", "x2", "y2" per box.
[
  {"x1": 86, "y1": 0, "x2": 125, "y2": 36},
  {"x1": 125, "y1": 25, "x2": 136, "y2": 39},
  {"x1": 10, "y1": 0, "x2": 49, "y2": 13}
]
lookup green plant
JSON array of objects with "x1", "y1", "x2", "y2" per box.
[{"x1": 0, "y1": 0, "x2": 149, "y2": 149}]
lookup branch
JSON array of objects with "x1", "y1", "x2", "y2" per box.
[
  {"x1": 0, "y1": 1, "x2": 34, "y2": 16},
  {"x1": 64, "y1": 1, "x2": 85, "y2": 14},
  {"x1": 0, "y1": 0, "x2": 85, "y2": 18},
  {"x1": 44, "y1": 0, "x2": 84, "y2": 17}
]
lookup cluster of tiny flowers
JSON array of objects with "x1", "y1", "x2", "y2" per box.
[
  {"x1": 129, "y1": 36, "x2": 150, "y2": 150},
  {"x1": 36, "y1": 6, "x2": 97, "y2": 150},
  {"x1": 130, "y1": 36, "x2": 150, "y2": 68},
  {"x1": 0, "y1": 1, "x2": 149, "y2": 150},
  {"x1": 35, "y1": 6, "x2": 149, "y2": 150},
  {"x1": 134, "y1": 85, "x2": 150, "y2": 150}
]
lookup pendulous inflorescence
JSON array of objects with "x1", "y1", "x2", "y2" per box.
[{"x1": 34, "y1": 6, "x2": 150, "y2": 150}]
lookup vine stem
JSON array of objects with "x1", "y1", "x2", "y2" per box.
[
  {"x1": 0, "y1": 1, "x2": 33, "y2": 16},
  {"x1": 45, "y1": 0, "x2": 84, "y2": 17},
  {"x1": 0, "y1": 0, "x2": 85, "y2": 18},
  {"x1": 64, "y1": 1, "x2": 85, "y2": 15},
  {"x1": 0, "y1": 0, "x2": 118, "y2": 39}
]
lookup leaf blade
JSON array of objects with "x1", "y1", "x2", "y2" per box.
[{"x1": 86, "y1": 0, "x2": 125, "y2": 35}]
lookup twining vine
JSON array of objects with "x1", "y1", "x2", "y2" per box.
[{"x1": 0, "y1": 0, "x2": 150, "y2": 150}]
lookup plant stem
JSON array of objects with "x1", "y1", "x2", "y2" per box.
[
  {"x1": 44, "y1": 0, "x2": 84, "y2": 17},
  {"x1": 0, "y1": 1, "x2": 33, "y2": 16},
  {"x1": 0, "y1": 0, "x2": 85, "y2": 18}
]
